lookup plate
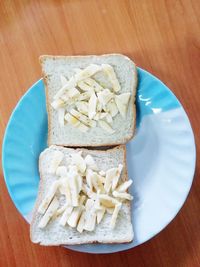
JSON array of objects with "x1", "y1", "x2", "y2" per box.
[{"x1": 2, "y1": 68, "x2": 196, "y2": 253}]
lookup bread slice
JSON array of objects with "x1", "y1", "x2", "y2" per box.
[
  {"x1": 30, "y1": 145, "x2": 133, "y2": 245},
  {"x1": 40, "y1": 54, "x2": 137, "y2": 147}
]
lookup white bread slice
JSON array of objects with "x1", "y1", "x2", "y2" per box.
[
  {"x1": 40, "y1": 54, "x2": 137, "y2": 147},
  {"x1": 30, "y1": 145, "x2": 133, "y2": 245}
]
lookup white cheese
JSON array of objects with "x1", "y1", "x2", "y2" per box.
[
  {"x1": 71, "y1": 152, "x2": 86, "y2": 174},
  {"x1": 65, "y1": 179, "x2": 72, "y2": 206},
  {"x1": 65, "y1": 113, "x2": 89, "y2": 132},
  {"x1": 75, "y1": 101, "x2": 89, "y2": 115},
  {"x1": 96, "y1": 207, "x2": 106, "y2": 224},
  {"x1": 67, "y1": 206, "x2": 83, "y2": 228},
  {"x1": 107, "y1": 100, "x2": 118, "y2": 117},
  {"x1": 93, "y1": 197, "x2": 101, "y2": 210},
  {"x1": 55, "y1": 203, "x2": 68, "y2": 217},
  {"x1": 84, "y1": 155, "x2": 98, "y2": 171},
  {"x1": 77, "y1": 210, "x2": 86, "y2": 233},
  {"x1": 68, "y1": 174, "x2": 79, "y2": 207},
  {"x1": 112, "y1": 164, "x2": 123, "y2": 191},
  {"x1": 99, "y1": 170, "x2": 106, "y2": 177},
  {"x1": 67, "y1": 165, "x2": 82, "y2": 192},
  {"x1": 38, "y1": 181, "x2": 60, "y2": 214},
  {"x1": 56, "y1": 166, "x2": 68, "y2": 177},
  {"x1": 91, "y1": 172, "x2": 104, "y2": 193},
  {"x1": 97, "y1": 89, "x2": 113, "y2": 107},
  {"x1": 105, "y1": 113, "x2": 113, "y2": 123},
  {"x1": 110, "y1": 203, "x2": 122, "y2": 229},
  {"x1": 88, "y1": 92, "x2": 97, "y2": 119},
  {"x1": 84, "y1": 213, "x2": 96, "y2": 232},
  {"x1": 66, "y1": 88, "x2": 80, "y2": 99},
  {"x1": 97, "y1": 174, "x2": 105, "y2": 184},
  {"x1": 59, "y1": 206, "x2": 73, "y2": 226},
  {"x1": 90, "y1": 172, "x2": 99, "y2": 192},
  {"x1": 81, "y1": 183, "x2": 97, "y2": 200},
  {"x1": 75, "y1": 64, "x2": 101, "y2": 82},
  {"x1": 38, "y1": 197, "x2": 59, "y2": 228},
  {"x1": 86, "y1": 169, "x2": 93, "y2": 190},
  {"x1": 78, "y1": 91, "x2": 93, "y2": 101},
  {"x1": 48, "y1": 151, "x2": 64, "y2": 174},
  {"x1": 116, "y1": 179, "x2": 133, "y2": 192},
  {"x1": 58, "y1": 178, "x2": 72, "y2": 206},
  {"x1": 84, "y1": 199, "x2": 96, "y2": 231},
  {"x1": 60, "y1": 93, "x2": 70, "y2": 103},
  {"x1": 115, "y1": 93, "x2": 131, "y2": 118},
  {"x1": 76, "y1": 173, "x2": 83, "y2": 194},
  {"x1": 93, "y1": 113, "x2": 100, "y2": 121},
  {"x1": 51, "y1": 64, "x2": 132, "y2": 136},
  {"x1": 58, "y1": 177, "x2": 68, "y2": 194},
  {"x1": 112, "y1": 191, "x2": 133, "y2": 200},
  {"x1": 98, "y1": 194, "x2": 120, "y2": 208},
  {"x1": 54, "y1": 76, "x2": 77, "y2": 100},
  {"x1": 38, "y1": 148, "x2": 133, "y2": 232},
  {"x1": 77, "y1": 80, "x2": 95, "y2": 92},
  {"x1": 102, "y1": 64, "x2": 120, "y2": 92},
  {"x1": 99, "y1": 112, "x2": 107, "y2": 119},
  {"x1": 70, "y1": 108, "x2": 96, "y2": 128},
  {"x1": 65, "y1": 113, "x2": 80, "y2": 127},
  {"x1": 96, "y1": 101, "x2": 103, "y2": 113},
  {"x1": 104, "y1": 165, "x2": 122, "y2": 193},
  {"x1": 51, "y1": 99, "x2": 65, "y2": 110},
  {"x1": 84, "y1": 78, "x2": 104, "y2": 92}
]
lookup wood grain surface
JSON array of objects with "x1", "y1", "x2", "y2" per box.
[{"x1": 0, "y1": 0, "x2": 200, "y2": 266}]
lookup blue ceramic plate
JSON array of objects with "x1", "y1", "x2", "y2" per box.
[{"x1": 2, "y1": 68, "x2": 196, "y2": 254}]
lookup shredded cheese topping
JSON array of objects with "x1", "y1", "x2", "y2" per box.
[
  {"x1": 38, "y1": 150, "x2": 133, "y2": 232},
  {"x1": 51, "y1": 64, "x2": 131, "y2": 133}
]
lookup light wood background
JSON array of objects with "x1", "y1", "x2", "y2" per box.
[{"x1": 0, "y1": 1, "x2": 200, "y2": 266}]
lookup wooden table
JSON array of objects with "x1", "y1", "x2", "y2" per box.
[{"x1": 0, "y1": 1, "x2": 200, "y2": 266}]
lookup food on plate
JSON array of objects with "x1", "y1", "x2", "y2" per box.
[
  {"x1": 40, "y1": 54, "x2": 137, "y2": 147},
  {"x1": 30, "y1": 145, "x2": 133, "y2": 245}
]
